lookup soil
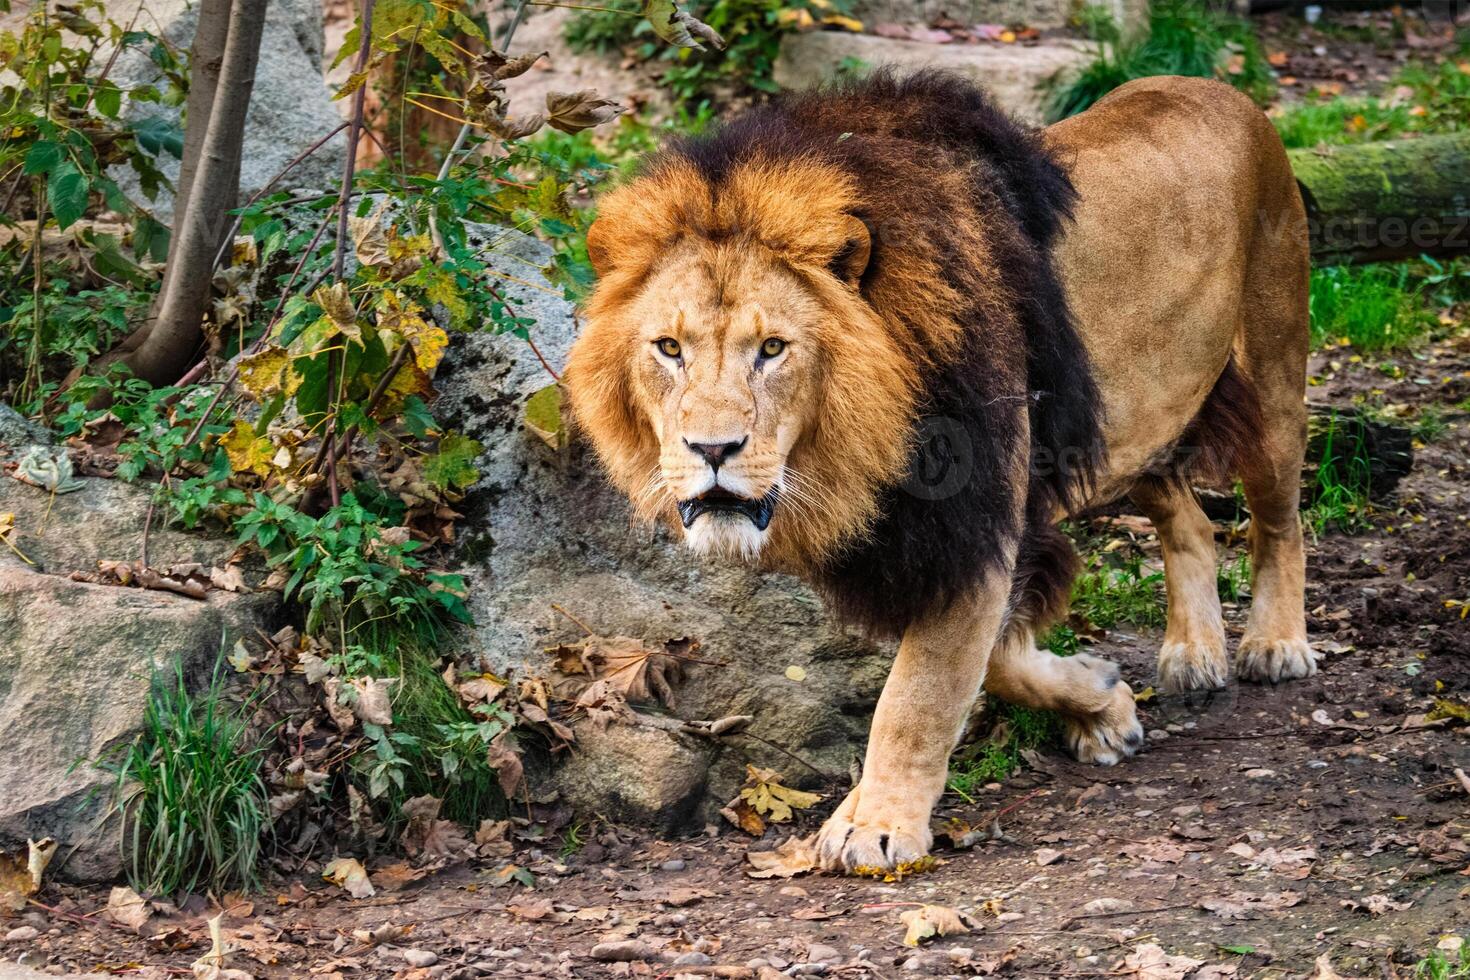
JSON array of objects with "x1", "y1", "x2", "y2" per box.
[{"x1": 7, "y1": 340, "x2": 1467, "y2": 980}]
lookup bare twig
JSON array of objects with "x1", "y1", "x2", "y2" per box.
[
  {"x1": 210, "y1": 120, "x2": 349, "y2": 272},
  {"x1": 1454, "y1": 767, "x2": 1470, "y2": 796}
]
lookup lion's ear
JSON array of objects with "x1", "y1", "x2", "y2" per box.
[
  {"x1": 829, "y1": 214, "x2": 872, "y2": 287},
  {"x1": 586, "y1": 218, "x2": 614, "y2": 277}
]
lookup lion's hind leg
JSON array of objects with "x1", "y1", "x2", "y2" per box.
[
  {"x1": 986, "y1": 525, "x2": 1144, "y2": 765},
  {"x1": 1129, "y1": 478, "x2": 1229, "y2": 693}
]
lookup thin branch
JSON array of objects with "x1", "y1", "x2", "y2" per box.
[{"x1": 210, "y1": 120, "x2": 349, "y2": 272}]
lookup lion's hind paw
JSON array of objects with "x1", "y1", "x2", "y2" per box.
[{"x1": 1063, "y1": 677, "x2": 1144, "y2": 766}]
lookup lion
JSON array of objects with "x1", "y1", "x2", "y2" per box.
[{"x1": 563, "y1": 70, "x2": 1313, "y2": 871}]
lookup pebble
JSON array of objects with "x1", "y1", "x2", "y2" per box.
[
  {"x1": 1081, "y1": 897, "x2": 1134, "y2": 915},
  {"x1": 996, "y1": 911, "x2": 1024, "y2": 923},
  {"x1": 401, "y1": 949, "x2": 439, "y2": 967},
  {"x1": 5, "y1": 926, "x2": 38, "y2": 942},
  {"x1": 1147, "y1": 729, "x2": 1169, "y2": 741},
  {"x1": 790, "y1": 965, "x2": 828, "y2": 976},
  {"x1": 1308, "y1": 759, "x2": 1329, "y2": 769},
  {"x1": 1245, "y1": 768, "x2": 1278, "y2": 779},
  {"x1": 807, "y1": 943, "x2": 841, "y2": 963},
  {"x1": 592, "y1": 940, "x2": 654, "y2": 962},
  {"x1": 671, "y1": 951, "x2": 713, "y2": 967},
  {"x1": 1165, "y1": 723, "x2": 1184, "y2": 733},
  {"x1": 660, "y1": 859, "x2": 687, "y2": 872}
]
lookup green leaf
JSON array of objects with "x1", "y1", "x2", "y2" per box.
[
  {"x1": 47, "y1": 162, "x2": 90, "y2": 230},
  {"x1": 130, "y1": 116, "x2": 183, "y2": 158},
  {"x1": 22, "y1": 141, "x2": 62, "y2": 175},
  {"x1": 523, "y1": 383, "x2": 566, "y2": 450},
  {"x1": 422, "y1": 432, "x2": 482, "y2": 490},
  {"x1": 95, "y1": 83, "x2": 122, "y2": 118},
  {"x1": 402, "y1": 396, "x2": 437, "y2": 439}
]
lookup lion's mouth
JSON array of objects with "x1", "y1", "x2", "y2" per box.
[{"x1": 677, "y1": 487, "x2": 777, "y2": 531}]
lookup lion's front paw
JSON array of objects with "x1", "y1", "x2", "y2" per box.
[
  {"x1": 1236, "y1": 636, "x2": 1317, "y2": 684},
  {"x1": 1157, "y1": 638, "x2": 1229, "y2": 693},
  {"x1": 1063, "y1": 672, "x2": 1144, "y2": 766},
  {"x1": 815, "y1": 786, "x2": 934, "y2": 872}
]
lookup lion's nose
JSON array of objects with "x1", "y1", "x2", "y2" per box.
[{"x1": 684, "y1": 437, "x2": 747, "y2": 471}]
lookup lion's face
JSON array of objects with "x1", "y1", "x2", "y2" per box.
[
  {"x1": 622, "y1": 241, "x2": 827, "y2": 558},
  {"x1": 565, "y1": 155, "x2": 921, "y2": 570}
]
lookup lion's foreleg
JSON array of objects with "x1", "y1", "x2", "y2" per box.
[{"x1": 815, "y1": 573, "x2": 1009, "y2": 872}]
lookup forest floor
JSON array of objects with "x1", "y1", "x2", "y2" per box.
[{"x1": 10, "y1": 330, "x2": 1470, "y2": 980}]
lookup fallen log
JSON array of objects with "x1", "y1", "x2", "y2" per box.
[{"x1": 1287, "y1": 131, "x2": 1470, "y2": 264}]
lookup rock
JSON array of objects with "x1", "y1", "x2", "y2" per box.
[
  {"x1": 670, "y1": 952, "x2": 714, "y2": 967},
  {"x1": 106, "y1": 0, "x2": 347, "y2": 223},
  {"x1": 3, "y1": 927, "x2": 38, "y2": 943},
  {"x1": 1245, "y1": 768, "x2": 1278, "y2": 779},
  {"x1": 436, "y1": 228, "x2": 889, "y2": 829},
  {"x1": 772, "y1": 32, "x2": 1093, "y2": 124},
  {"x1": 0, "y1": 474, "x2": 280, "y2": 882},
  {"x1": 849, "y1": 0, "x2": 1145, "y2": 34},
  {"x1": 660, "y1": 859, "x2": 687, "y2": 872},
  {"x1": 807, "y1": 944, "x2": 842, "y2": 964},
  {"x1": 0, "y1": 405, "x2": 51, "y2": 450},
  {"x1": 551, "y1": 724, "x2": 714, "y2": 833},
  {"x1": 1080, "y1": 897, "x2": 1134, "y2": 915},
  {"x1": 401, "y1": 950, "x2": 439, "y2": 967}
]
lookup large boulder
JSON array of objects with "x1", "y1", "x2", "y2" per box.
[
  {"x1": 0, "y1": 465, "x2": 280, "y2": 882},
  {"x1": 773, "y1": 32, "x2": 1093, "y2": 124},
  {"x1": 436, "y1": 229, "x2": 891, "y2": 829},
  {"x1": 108, "y1": 0, "x2": 348, "y2": 223}
]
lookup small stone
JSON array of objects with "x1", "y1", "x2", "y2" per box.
[
  {"x1": 996, "y1": 911, "x2": 1024, "y2": 923},
  {"x1": 746, "y1": 959, "x2": 770, "y2": 970},
  {"x1": 1171, "y1": 804, "x2": 1201, "y2": 818},
  {"x1": 402, "y1": 949, "x2": 439, "y2": 967},
  {"x1": 1147, "y1": 729, "x2": 1169, "y2": 741},
  {"x1": 807, "y1": 943, "x2": 841, "y2": 963},
  {"x1": 1035, "y1": 847, "x2": 1064, "y2": 866},
  {"x1": 1307, "y1": 759, "x2": 1329, "y2": 769},
  {"x1": 1245, "y1": 768, "x2": 1278, "y2": 779},
  {"x1": 5, "y1": 926, "x2": 39, "y2": 942},
  {"x1": 671, "y1": 951, "x2": 713, "y2": 967},
  {"x1": 790, "y1": 965, "x2": 828, "y2": 977},
  {"x1": 592, "y1": 940, "x2": 654, "y2": 962},
  {"x1": 1164, "y1": 723, "x2": 1183, "y2": 733},
  {"x1": 1080, "y1": 897, "x2": 1133, "y2": 915},
  {"x1": 660, "y1": 859, "x2": 687, "y2": 872}
]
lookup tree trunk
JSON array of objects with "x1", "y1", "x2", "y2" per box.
[
  {"x1": 122, "y1": 0, "x2": 268, "y2": 386},
  {"x1": 1288, "y1": 132, "x2": 1470, "y2": 265}
]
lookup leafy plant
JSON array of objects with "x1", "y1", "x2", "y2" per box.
[
  {"x1": 1047, "y1": 0, "x2": 1273, "y2": 123},
  {"x1": 564, "y1": 0, "x2": 855, "y2": 101},
  {"x1": 1415, "y1": 943, "x2": 1470, "y2": 980},
  {"x1": 1217, "y1": 550, "x2": 1251, "y2": 604},
  {"x1": 99, "y1": 656, "x2": 270, "y2": 896},
  {"x1": 0, "y1": 1, "x2": 181, "y2": 405}
]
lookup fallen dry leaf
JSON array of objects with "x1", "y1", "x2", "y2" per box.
[
  {"x1": 400, "y1": 796, "x2": 470, "y2": 860},
  {"x1": 348, "y1": 677, "x2": 396, "y2": 726},
  {"x1": 192, "y1": 912, "x2": 254, "y2": 980},
  {"x1": 899, "y1": 904, "x2": 970, "y2": 946},
  {"x1": 746, "y1": 836, "x2": 819, "y2": 878},
  {"x1": 371, "y1": 862, "x2": 428, "y2": 893},
  {"x1": 1199, "y1": 890, "x2": 1303, "y2": 920},
  {"x1": 739, "y1": 766, "x2": 821, "y2": 823},
  {"x1": 322, "y1": 857, "x2": 375, "y2": 898},
  {"x1": 0, "y1": 838, "x2": 55, "y2": 911},
  {"x1": 1341, "y1": 893, "x2": 1412, "y2": 916},
  {"x1": 106, "y1": 885, "x2": 153, "y2": 930},
  {"x1": 1116, "y1": 943, "x2": 1203, "y2": 980}
]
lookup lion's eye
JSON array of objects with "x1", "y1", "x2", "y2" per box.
[
  {"x1": 759, "y1": 337, "x2": 787, "y2": 359},
  {"x1": 655, "y1": 337, "x2": 682, "y2": 359}
]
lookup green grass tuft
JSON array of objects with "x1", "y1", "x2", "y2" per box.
[
  {"x1": 947, "y1": 704, "x2": 1061, "y2": 799},
  {"x1": 1273, "y1": 53, "x2": 1470, "y2": 149},
  {"x1": 1047, "y1": 0, "x2": 1273, "y2": 123},
  {"x1": 101, "y1": 656, "x2": 270, "y2": 896},
  {"x1": 1309, "y1": 263, "x2": 1438, "y2": 352},
  {"x1": 1303, "y1": 409, "x2": 1376, "y2": 536},
  {"x1": 1416, "y1": 943, "x2": 1470, "y2": 980}
]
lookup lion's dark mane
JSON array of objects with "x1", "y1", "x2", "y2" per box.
[{"x1": 667, "y1": 70, "x2": 1106, "y2": 638}]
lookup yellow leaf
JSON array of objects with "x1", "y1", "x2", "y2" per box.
[
  {"x1": 323, "y1": 857, "x2": 375, "y2": 898},
  {"x1": 999, "y1": 29, "x2": 1015, "y2": 42},
  {"x1": 313, "y1": 282, "x2": 361, "y2": 339},
  {"x1": 745, "y1": 835, "x2": 819, "y2": 878},
  {"x1": 222, "y1": 421, "x2": 277, "y2": 478},
  {"x1": 777, "y1": 7, "x2": 813, "y2": 27},
  {"x1": 820, "y1": 13, "x2": 862, "y2": 31},
  {"x1": 739, "y1": 766, "x2": 821, "y2": 823},
  {"x1": 899, "y1": 904, "x2": 970, "y2": 946},
  {"x1": 376, "y1": 292, "x2": 448, "y2": 375},
  {"x1": 0, "y1": 838, "x2": 55, "y2": 911},
  {"x1": 237, "y1": 345, "x2": 293, "y2": 399},
  {"x1": 524, "y1": 383, "x2": 566, "y2": 450}
]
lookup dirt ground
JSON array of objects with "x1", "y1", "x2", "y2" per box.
[{"x1": 5, "y1": 334, "x2": 1467, "y2": 980}]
